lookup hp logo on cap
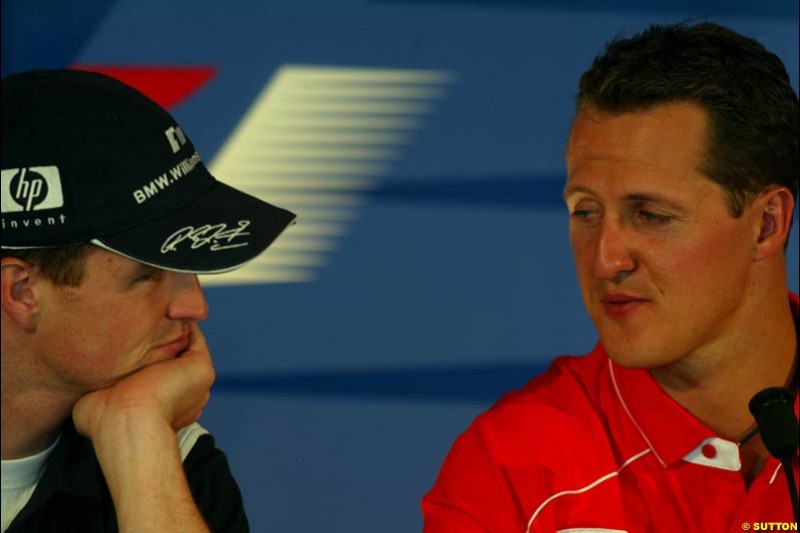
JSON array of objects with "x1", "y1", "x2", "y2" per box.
[{"x1": 1, "y1": 166, "x2": 65, "y2": 212}]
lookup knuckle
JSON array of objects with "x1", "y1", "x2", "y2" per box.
[{"x1": 202, "y1": 365, "x2": 216, "y2": 388}]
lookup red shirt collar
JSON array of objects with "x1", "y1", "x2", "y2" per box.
[{"x1": 608, "y1": 292, "x2": 799, "y2": 468}]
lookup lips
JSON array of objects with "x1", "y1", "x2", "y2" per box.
[
  {"x1": 157, "y1": 333, "x2": 190, "y2": 354},
  {"x1": 600, "y1": 293, "x2": 649, "y2": 318}
]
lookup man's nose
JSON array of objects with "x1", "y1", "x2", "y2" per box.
[
  {"x1": 592, "y1": 221, "x2": 637, "y2": 282},
  {"x1": 167, "y1": 274, "x2": 209, "y2": 322}
]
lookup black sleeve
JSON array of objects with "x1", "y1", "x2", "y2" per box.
[{"x1": 182, "y1": 433, "x2": 250, "y2": 533}]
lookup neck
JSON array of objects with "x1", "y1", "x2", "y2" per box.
[
  {"x1": 649, "y1": 284, "x2": 797, "y2": 482},
  {"x1": 651, "y1": 344, "x2": 796, "y2": 441},
  {"x1": 1, "y1": 349, "x2": 78, "y2": 460},
  {"x1": 1, "y1": 393, "x2": 74, "y2": 460},
  {"x1": 650, "y1": 294, "x2": 796, "y2": 441}
]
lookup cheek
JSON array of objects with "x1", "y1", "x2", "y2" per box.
[
  {"x1": 56, "y1": 317, "x2": 126, "y2": 373},
  {"x1": 47, "y1": 302, "x2": 158, "y2": 383},
  {"x1": 569, "y1": 235, "x2": 598, "y2": 311},
  {"x1": 653, "y1": 226, "x2": 752, "y2": 297},
  {"x1": 88, "y1": 307, "x2": 160, "y2": 356}
]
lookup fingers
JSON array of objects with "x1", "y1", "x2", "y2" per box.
[
  {"x1": 183, "y1": 322, "x2": 213, "y2": 365},
  {"x1": 173, "y1": 390, "x2": 211, "y2": 429},
  {"x1": 186, "y1": 320, "x2": 208, "y2": 351},
  {"x1": 175, "y1": 322, "x2": 215, "y2": 385},
  {"x1": 177, "y1": 323, "x2": 216, "y2": 405},
  {"x1": 73, "y1": 393, "x2": 104, "y2": 437}
]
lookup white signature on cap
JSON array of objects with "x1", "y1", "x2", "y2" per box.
[{"x1": 161, "y1": 220, "x2": 251, "y2": 253}]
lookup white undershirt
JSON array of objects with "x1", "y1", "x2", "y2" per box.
[
  {"x1": 1, "y1": 435, "x2": 60, "y2": 533},
  {"x1": 0, "y1": 423, "x2": 207, "y2": 532}
]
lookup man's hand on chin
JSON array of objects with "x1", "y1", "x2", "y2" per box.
[
  {"x1": 72, "y1": 322, "x2": 215, "y2": 439},
  {"x1": 70, "y1": 322, "x2": 215, "y2": 533}
]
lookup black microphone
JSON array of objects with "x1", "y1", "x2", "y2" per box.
[{"x1": 748, "y1": 387, "x2": 799, "y2": 522}]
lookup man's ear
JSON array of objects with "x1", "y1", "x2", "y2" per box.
[
  {"x1": 754, "y1": 187, "x2": 795, "y2": 261},
  {"x1": 1, "y1": 258, "x2": 40, "y2": 332}
]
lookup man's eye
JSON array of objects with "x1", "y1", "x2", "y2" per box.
[
  {"x1": 570, "y1": 209, "x2": 601, "y2": 221},
  {"x1": 134, "y1": 270, "x2": 165, "y2": 283},
  {"x1": 637, "y1": 210, "x2": 672, "y2": 224}
]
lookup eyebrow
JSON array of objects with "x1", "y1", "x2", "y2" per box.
[
  {"x1": 563, "y1": 185, "x2": 594, "y2": 201},
  {"x1": 625, "y1": 193, "x2": 688, "y2": 213},
  {"x1": 563, "y1": 186, "x2": 689, "y2": 213}
]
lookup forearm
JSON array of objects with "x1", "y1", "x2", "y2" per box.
[{"x1": 92, "y1": 413, "x2": 210, "y2": 533}]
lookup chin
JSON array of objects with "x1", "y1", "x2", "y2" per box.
[
  {"x1": 600, "y1": 334, "x2": 663, "y2": 369},
  {"x1": 606, "y1": 352, "x2": 653, "y2": 369}
]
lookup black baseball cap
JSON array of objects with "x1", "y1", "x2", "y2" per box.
[{"x1": 1, "y1": 69, "x2": 296, "y2": 273}]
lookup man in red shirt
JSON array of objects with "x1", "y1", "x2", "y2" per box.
[{"x1": 422, "y1": 22, "x2": 799, "y2": 532}]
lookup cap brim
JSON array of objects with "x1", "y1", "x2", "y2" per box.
[{"x1": 92, "y1": 181, "x2": 296, "y2": 274}]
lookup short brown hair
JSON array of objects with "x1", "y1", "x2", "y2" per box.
[
  {"x1": 577, "y1": 22, "x2": 799, "y2": 218},
  {"x1": 0, "y1": 245, "x2": 94, "y2": 287}
]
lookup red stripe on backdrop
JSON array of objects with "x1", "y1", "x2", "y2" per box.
[{"x1": 69, "y1": 65, "x2": 217, "y2": 109}]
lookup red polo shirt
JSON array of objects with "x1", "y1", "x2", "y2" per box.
[{"x1": 422, "y1": 294, "x2": 799, "y2": 532}]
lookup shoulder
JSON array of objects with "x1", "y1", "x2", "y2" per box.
[
  {"x1": 177, "y1": 423, "x2": 250, "y2": 533},
  {"x1": 422, "y1": 347, "x2": 614, "y2": 530},
  {"x1": 433, "y1": 345, "x2": 613, "y2": 481},
  {"x1": 470, "y1": 346, "x2": 610, "y2": 457},
  {"x1": 495, "y1": 346, "x2": 608, "y2": 414},
  {"x1": 177, "y1": 422, "x2": 236, "y2": 485}
]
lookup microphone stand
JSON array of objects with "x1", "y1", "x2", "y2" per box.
[
  {"x1": 779, "y1": 455, "x2": 799, "y2": 523},
  {"x1": 748, "y1": 387, "x2": 799, "y2": 523}
]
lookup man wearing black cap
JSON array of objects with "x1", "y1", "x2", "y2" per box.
[{"x1": 1, "y1": 69, "x2": 296, "y2": 532}]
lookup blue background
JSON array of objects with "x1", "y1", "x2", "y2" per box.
[{"x1": 4, "y1": 1, "x2": 798, "y2": 531}]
